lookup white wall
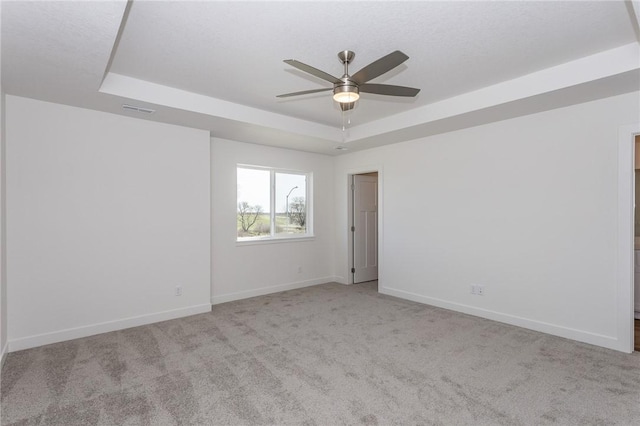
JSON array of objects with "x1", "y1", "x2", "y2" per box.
[
  {"x1": 334, "y1": 92, "x2": 639, "y2": 352},
  {"x1": 6, "y1": 96, "x2": 211, "y2": 351},
  {"x1": 4, "y1": 92, "x2": 636, "y2": 353},
  {"x1": 211, "y1": 138, "x2": 335, "y2": 303},
  {"x1": 0, "y1": 1, "x2": 7, "y2": 364}
]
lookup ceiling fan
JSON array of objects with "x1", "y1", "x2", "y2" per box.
[{"x1": 277, "y1": 50, "x2": 420, "y2": 111}]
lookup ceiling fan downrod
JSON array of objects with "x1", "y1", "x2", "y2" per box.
[{"x1": 338, "y1": 50, "x2": 355, "y2": 75}]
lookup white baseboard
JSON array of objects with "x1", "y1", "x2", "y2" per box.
[
  {"x1": 380, "y1": 286, "x2": 625, "y2": 352},
  {"x1": 8, "y1": 304, "x2": 212, "y2": 352},
  {"x1": 212, "y1": 277, "x2": 334, "y2": 305},
  {"x1": 635, "y1": 310, "x2": 640, "y2": 320},
  {"x1": 333, "y1": 276, "x2": 349, "y2": 285}
]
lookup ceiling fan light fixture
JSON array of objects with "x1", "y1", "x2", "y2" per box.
[{"x1": 333, "y1": 85, "x2": 359, "y2": 104}]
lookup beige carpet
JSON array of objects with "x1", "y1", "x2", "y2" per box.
[{"x1": 2, "y1": 281, "x2": 639, "y2": 425}]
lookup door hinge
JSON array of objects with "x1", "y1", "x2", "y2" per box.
[
  {"x1": 351, "y1": 226, "x2": 355, "y2": 232},
  {"x1": 351, "y1": 268, "x2": 355, "y2": 273},
  {"x1": 351, "y1": 183, "x2": 355, "y2": 191}
]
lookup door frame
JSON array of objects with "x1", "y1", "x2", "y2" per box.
[
  {"x1": 352, "y1": 173, "x2": 379, "y2": 284},
  {"x1": 617, "y1": 123, "x2": 640, "y2": 353},
  {"x1": 347, "y1": 166, "x2": 383, "y2": 286}
]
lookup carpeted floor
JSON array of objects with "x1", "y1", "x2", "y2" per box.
[{"x1": 2, "y1": 281, "x2": 639, "y2": 425}]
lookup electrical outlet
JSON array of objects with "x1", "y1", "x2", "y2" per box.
[
  {"x1": 175, "y1": 286, "x2": 182, "y2": 296},
  {"x1": 470, "y1": 284, "x2": 485, "y2": 296}
]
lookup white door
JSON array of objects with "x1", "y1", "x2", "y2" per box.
[{"x1": 353, "y1": 174, "x2": 378, "y2": 283}]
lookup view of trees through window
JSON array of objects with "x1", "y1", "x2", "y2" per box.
[{"x1": 237, "y1": 167, "x2": 308, "y2": 239}]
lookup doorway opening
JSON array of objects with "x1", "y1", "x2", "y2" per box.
[
  {"x1": 634, "y1": 134, "x2": 640, "y2": 351},
  {"x1": 615, "y1": 123, "x2": 640, "y2": 353},
  {"x1": 350, "y1": 172, "x2": 379, "y2": 287}
]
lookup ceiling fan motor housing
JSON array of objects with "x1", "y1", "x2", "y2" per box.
[{"x1": 333, "y1": 78, "x2": 359, "y2": 97}]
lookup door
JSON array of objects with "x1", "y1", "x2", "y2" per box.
[{"x1": 353, "y1": 174, "x2": 378, "y2": 283}]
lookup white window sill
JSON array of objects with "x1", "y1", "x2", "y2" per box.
[{"x1": 236, "y1": 235, "x2": 315, "y2": 246}]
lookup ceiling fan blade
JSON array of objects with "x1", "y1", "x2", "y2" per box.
[
  {"x1": 284, "y1": 59, "x2": 341, "y2": 84},
  {"x1": 351, "y1": 51, "x2": 410, "y2": 85},
  {"x1": 277, "y1": 88, "x2": 333, "y2": 98},
  {"x1": 359, "y1": 83, "x2": 420, "y2": 97}
]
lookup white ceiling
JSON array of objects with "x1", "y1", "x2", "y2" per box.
[{"x1": 3, "y1": 1, "x2": 640, "y2": 155}]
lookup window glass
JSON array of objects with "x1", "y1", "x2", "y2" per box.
[
  {"x1": 237, "y1": 166, "x2": 311, "y2": 241},
  {"x1": 237, "y1": 168, "x2": 270, "y2": 238},
  {"x1": 275, "y1": 172, "x2": 307, "y2": 236}
]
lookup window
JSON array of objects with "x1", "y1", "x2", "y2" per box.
[{"x1": 237, "y1": 166, "x2": 311, "y2": 241}]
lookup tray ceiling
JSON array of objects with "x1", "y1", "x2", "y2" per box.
[{"x1": 3, "y1": 1, "x2": 639, "y2": 154}]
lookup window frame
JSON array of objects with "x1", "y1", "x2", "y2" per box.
[{"x1": 236, "y1": 164, "x2": 313, "y2": 244}]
